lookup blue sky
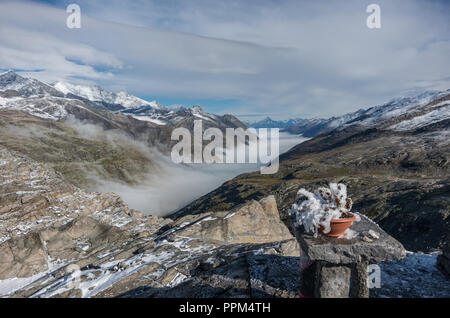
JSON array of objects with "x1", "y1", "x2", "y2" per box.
[{"x1": 1, "y1": 0, "x2": 449, "y2": 120}]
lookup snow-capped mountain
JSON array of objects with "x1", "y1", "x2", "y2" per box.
[
  {"x1": 247, "y1": 90, "x2": 449, "y2": 138},
  {"x1": 0, "y1": 71, "x2": 80, "y2": 120},
  {"x1": 0, "y1": 70, "x2": 63, "y2": 98},
  {"x1": 284, "y1": 90, "x2": 450, "y2": 137},
  {"x1": 54, "y1": 81, "x2": 163, "y2": 111},
  {"x1": 341, "y1": 90, "x2": 450, "y2": 131},
  {"x1": 2, "y1": 70, "x2": 448, "y2": 138},
  {"x1": 0, "y1": 70, "x2": 247, "y2": 131}
]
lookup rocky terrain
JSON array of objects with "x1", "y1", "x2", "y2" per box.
[
  {"x1": 0, "y1": 71, "x2": 300, "y2": 297},
  {"x1": 282, "y1": 112, "x2": 364, "y2": 137},
  {"x1": 1, "y1": 145, "x2": 449, "y2": 298},
  {"x1": 372, "y1": 251, "x2": 450, "y2": 298},
  {"x1": 0, "y1": 146, "x2": 300, "y2": 297}
]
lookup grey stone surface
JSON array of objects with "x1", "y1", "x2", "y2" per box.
[
  {"x1": 116, "y1": 244, "x2": 300, "y2": 298},
  {"x1": 316, "y1": 263, "x2": 351, "y2": 298},
  {"x1": 294, "y1": 214, "x2": 406, "y2": 264},
  {"x1": 300, "y1": 260, "x2": 370, "y2": 298},
  {"x1": 248, "y1": 254, "x2": 300, "y2": 298},
  {"x1": 0, "y1": 233, "x2": 48, "y2": 280},
  {"x1": 371, "y1": 253, "x2": 450, "y2": 298},
  {"x1": 350, "y1": 261, "x2": 369, "y2": 298}
]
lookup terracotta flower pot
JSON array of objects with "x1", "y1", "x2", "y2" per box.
[{"x1": 319, "y1": 213, "x2": 356, "y2": 237}]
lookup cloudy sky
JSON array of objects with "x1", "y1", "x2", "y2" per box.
[{"x1": 0, "y1": 0, "x2": 449, "y2": 120}]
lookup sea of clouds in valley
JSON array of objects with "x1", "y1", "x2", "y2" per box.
[{"x1": 66, "y1": 118, "x2": 307, "y2": 216}]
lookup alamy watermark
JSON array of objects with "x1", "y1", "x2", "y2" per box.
[
  {"x1": 368, "y1": 264, "x2": 381, "y2": 289},
  {"x1": 366, "y1": 4, "x2": 381, "y2": 29},
  {"x1": 66, "y1": 4, "x2": 81, "y2": 29},
  {"x1": 171, "y1": 120, "x2": 280, "y2": 174},
  {"x1": 65, "y1": 4, "x2": 382, "y2": 31}
]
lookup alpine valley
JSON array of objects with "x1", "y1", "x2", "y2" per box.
[{"x1": 0, "y1": 70, "x2": 449, "y2": 298}]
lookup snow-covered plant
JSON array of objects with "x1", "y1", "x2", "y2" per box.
[{"x1": 288, "y1": 183, "x2": 360, "y2": 237}]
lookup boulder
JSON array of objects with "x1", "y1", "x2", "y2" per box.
[
  {"x1": 169, "y1": 195, "x2": 294, "y2": 244},
  {"x1": 40, "y1": 216, "x2": 128, "y2": 261}
]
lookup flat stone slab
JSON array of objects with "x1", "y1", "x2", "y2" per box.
[{"x1": 294, "y1": 213, "x2": 406, "y2": 264}]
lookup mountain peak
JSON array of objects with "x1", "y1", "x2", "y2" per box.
[
  {"x1": 0, "y1": 69, "x2": 17, "y2": 76},
  {"x1": 191, "y1": 105, "x2": 203, "y2": 113},
  {"x1": 53, "y1": 81, "x2": 162, "y2": 110},
  {"x1": 0, "y1": 70, "x2": 23, "y2": 84}
]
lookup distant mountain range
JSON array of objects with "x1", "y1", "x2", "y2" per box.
[
  {"x1": 0, "y1": 70, "x2": 246, "y2": 131},
  {"x1": 245, "y1": 90, "x2": 450, "y2": 138},
  {"x1": 244, "y1": 117, "x2": 306, "y2": 129},
  {"x1": 2, "y1": 69, "x2": 449, "y2": 148}
]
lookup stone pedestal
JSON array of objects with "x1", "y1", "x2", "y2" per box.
[
  {"x1": 295, "y1": 214, "x2": 406, "y2": 298},
  {"x1": 300, "y1": 259, "x2": 369, "y2": 298}
]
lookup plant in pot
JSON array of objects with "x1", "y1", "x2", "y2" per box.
[{"x1": 288, "y1": 183, "x2": 360, "y2": 238}]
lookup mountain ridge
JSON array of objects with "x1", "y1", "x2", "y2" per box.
[
  {"x1": 0, "y1": 71, "x2": 246, "y2": 131},
  {"x1": 244, "y1": 117, "x2": 309, "y2": 129}
]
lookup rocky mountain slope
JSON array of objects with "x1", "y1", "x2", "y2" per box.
[
  {"x1": 0, "y1": 70, "x2": 248, "y2": 191},
  {"x1": 173, "y1": 90, "x2": 450, "y2": 252},
  {"x1": 54, "y1": 80, "x2": 246, "y2": 130},
  {"x1": 282, "y1": 112, "x2": 365, "y2": 137},
  {"x1": 0, "y1": 70, "x2": 64, "y2": 98},
  {"x1": 0, "y1": 145, "x2": 300, "y2": 297},
  {"x1": 0, "y1": 109, "x2": 156, "y2": 189}
]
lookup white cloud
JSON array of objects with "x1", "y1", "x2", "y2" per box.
[{"x1": 0, "y1": 0, "x2": 449, "y2": 118}]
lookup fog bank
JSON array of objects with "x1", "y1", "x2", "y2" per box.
[{"x1": 96, "y1": 132, "x2": 308, "y2": 216}]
